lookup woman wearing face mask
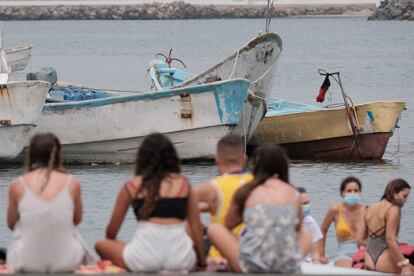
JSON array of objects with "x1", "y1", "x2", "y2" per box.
[
  {"x1": 320, "y1": 177, "x2": 365, "y2": 267},
  {"x1": 356, "y1": 179, "x2": 413, "y2": 274}
]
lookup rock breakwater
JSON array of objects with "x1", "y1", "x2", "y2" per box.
[
  {"x1": 368, "y1": 0, "x2": 414, "y2": 20},
  {"x1": 0, "y1": 1, "x2": 376, "y2": 20}
]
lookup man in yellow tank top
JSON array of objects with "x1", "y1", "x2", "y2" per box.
[{"x1": 194, "y1": 134, "x2": 252, "y2": 261}]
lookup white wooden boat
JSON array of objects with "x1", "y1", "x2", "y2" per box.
[
  {"x1": 0, "y1": 80, "x2": 51, "y2": 160},
  {"x1": 0, "y1": 48, "x2": 51, "y2": 160},
  {"x1": 5, "y1": 45, "x2": 32, "y2": 72},
  {"x1": 31, "y1": 79, "x2": 250, "y2": 163},
  {"x1": 148, "y1": 32, "x2": 283, "y2": 143}
]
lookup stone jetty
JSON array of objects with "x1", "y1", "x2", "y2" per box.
[
  {"x1": 0, "y1": 1, "x2": 376, "y2": 20},
  {"x1": 368, "y1": 0, "x2": 414, "y2": 20}
]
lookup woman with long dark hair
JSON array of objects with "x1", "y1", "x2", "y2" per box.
[
  {"x1": 95, "y1": 133, "x2": 205, "y2": 272},
  {"x1": 207, "y1": 145, "x2": 304, "y2": 273},
  {"x1": 357, "y1": 179, "x2": 413, "y2": 274},
  {"x1": 7, "y1": 133, "x2": 91, "y2": 272}
]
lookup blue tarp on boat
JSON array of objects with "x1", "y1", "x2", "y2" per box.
[
  {"x1": 266, "y1": 98, "x2": 322, "y2": 117},
  {"x1": 49, "y1": 86, "x2": 111, "y2": 102}
]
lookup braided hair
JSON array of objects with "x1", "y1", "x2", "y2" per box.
[{"x1": 26, "y1": 133, "x2": 62, "y2": 193}]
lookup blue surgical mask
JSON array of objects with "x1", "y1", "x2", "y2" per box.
[
  {"x1": 302, "y1": 203, "x2": 311, "y2": 217},
  {"x1": 344, "y1": 194, "x2": 361, "y2": 206}
]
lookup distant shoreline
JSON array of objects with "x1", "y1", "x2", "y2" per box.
[{"x1": 0, "y1": 2, "x2": 376, "y2": 20}]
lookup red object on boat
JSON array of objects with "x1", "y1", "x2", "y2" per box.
[{"x1": 316, "y1": 75, "x2": 331, "y2": 103}]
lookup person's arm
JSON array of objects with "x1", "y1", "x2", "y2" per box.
[
  {"x1": 70, "y1": 177, "x2": 83, "y2": 226},
  {"x1": 7, "y1": 180, "x2": 20, "y2": 230},
  {"x1": 194, "y1": 183, "x2": 216, "y2": 214},
  {"x1": 319, "y1": 204, "x2": 337, "y2": 262},
  {"x1": 385, "y1": 207, "x2": 413, "y2": 274},
  {"x1": 312, "y1": 239, "x2": 323, "y2": 263},
  {"x1": 296, "y1": 197, "x2": 303, "y2": 232},
  {"x1": 224, "y1": 196, "x2": 242, "y2": 230},
  {"x1": 105, "y1": 185, "x2": 131, "y2": 240},
  {"x1": 305, "y1": 216, "x2": 324, "y2": 263},
  {"x1": 187, "y1": 187, "x2": 206, "y2": 268},
  {"x1": 355, "y1": 208, "x2": 367, "y2": 247}
]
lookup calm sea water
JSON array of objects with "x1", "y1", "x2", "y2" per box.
[{"x1": 1, "y1": 18, "x2": 414, "y2": 258}]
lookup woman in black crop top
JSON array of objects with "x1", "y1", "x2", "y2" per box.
[{"x1": 95, "y1": 133, "x2": 206, "y2": 272}]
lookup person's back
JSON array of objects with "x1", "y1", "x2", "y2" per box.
[
  {"x1": 194, "y1": 134, "x2": 252, "y2": 258},
  {"x1": 121, "y1": 174, "x2": 197, "y2": 271},
  {"x1": 239, "y1": 177, "x2": 302, "y2": 273},
  {"x1": 360, "y1": 179, "x2": 413, "y2": 274},
  {"x1": 95, "y1": 133, "x2": 206, "y2": 272},
  {"x1": 7, "y1": 133, "x2": 89, "y2": 273},
  {"x1": 208, "y1": 145, "x2": 303, "y2": 273},
  {"x1": 207, "y1": 173, "x2": 252, "y2": 256}
]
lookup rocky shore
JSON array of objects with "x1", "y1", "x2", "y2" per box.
[
  {"x1": 0, "y1": 1, "x2": 376, "y2": 20},
  {"x1": 368, "y1": 0, "x2": 413, "y2": 20}
]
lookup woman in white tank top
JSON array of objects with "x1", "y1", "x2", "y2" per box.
[{"x1": 6, "y1": 133, "x2": 93, "y2": 272}]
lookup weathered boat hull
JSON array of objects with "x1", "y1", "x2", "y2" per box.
[
  {"x1": 5, "y1": 45, "x2": 32, "y2": 72},
  {"x1": 48, "y1": 125, "x2": 232, "y2": 164},
  {"x1": 279, "y1": 132, "x2": 391, "y2": 159},
  {"x1": 31, "y1": 79, "x2": 249, "y2": 163},
  {"x1": 0, "y1": 125, "x2": 33, "y2": 159},
  {"x1": 174, "y1": 33, "x2": 283, "y2": 142},
  {"x1": 0, "y1": 81, "x2": 51, "y2": 159},
  {"x1": 250, "y1": 100, "x2": 406, "y2": 160}
]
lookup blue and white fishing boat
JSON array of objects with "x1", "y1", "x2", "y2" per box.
[
  {"x1": 32, "y1": 79, "x2": 249, "y2": 163},
  {"x1": 0, "y1": 48, "x2": 50, "y2": 160},
  {"x1": 148, "y1": 32, "x2": 283, "y2": 143}
]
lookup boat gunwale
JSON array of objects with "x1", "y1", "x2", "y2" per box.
[
  {"x1": 43, "y1": 78, "x2": 250, "y2": 111},
  {"x1": 174, "y1": 32, "x2": 283, "y2": 88},
  {"x1": 4, "y1": 44, "x2": 32, "y2": 54},
  {"x1": 265, "y1": 100, "x2": 407, "y2": 119}
]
